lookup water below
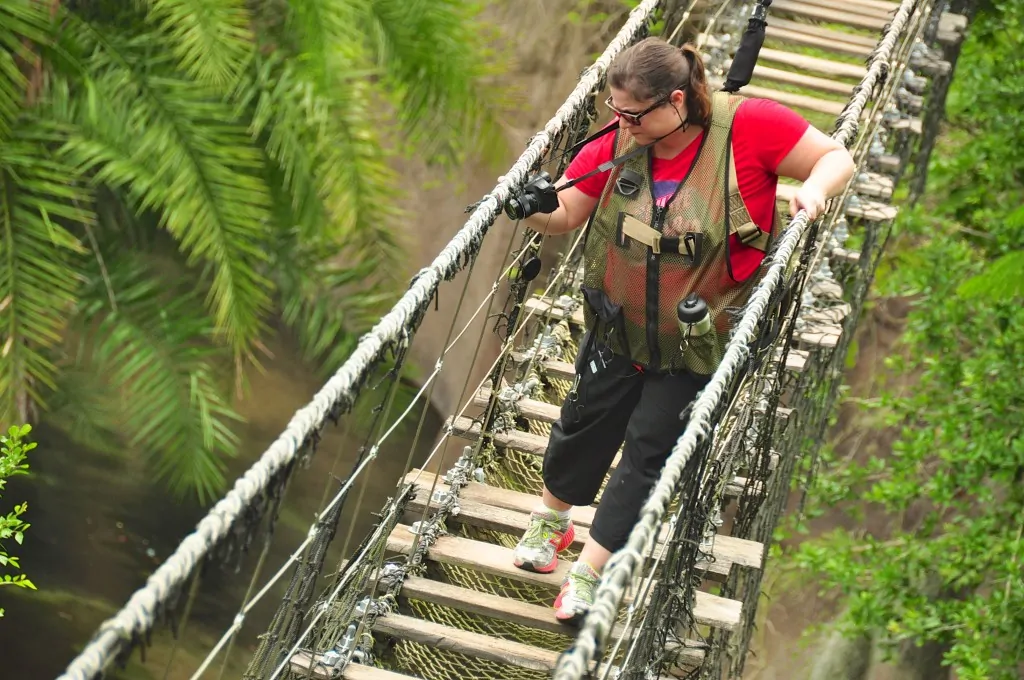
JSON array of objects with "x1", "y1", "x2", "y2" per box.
[{"x1": 2, "y1": 335, "x2": 447, "y2": 679}]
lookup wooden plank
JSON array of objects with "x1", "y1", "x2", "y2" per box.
[
  {"x1": 770, "y1": 0, "x2": 890, "y2": 31},
  {"x1": 883, "y1": 117, "x2": 923, "y2": 135},
  {"x1": 715, "y1": 82, "x2": 846, "y2": 116},
  {"x1": 385, "y1": 526, "x2": 743, "y2": 631},
  {"x1": 756, "y1": 46, "x2": 866, "y2": 79},
  {"x1": 403, "y1": 489, "x2": 763, "y2": 576},
  {"x1": 872, "y1": 153, "x2": 901, "y2": 173},
  {"x1": 846, "y1": 199, "x2": 898, "y2": 222},
  {"x1": 474, "y1": 385, "x2": 561, "y2": 423},
  {"x1": 449, "y1": 415, "x2": 548, "y2": 456},
  {"x1": 786, "y1": 349, "x2": 809, "y2": 373},
  {"x1": 794, "y1": 324, "x2": 842, "y2": 349},
  {"x1": 749, "y1": 64, "x2": 855, "y2": 96},
  {"x1": 290, "y1": 653, "x2": 418, "y2": 680},
  {"x1": 510, "y1": 352, "x2": 576, "y2": 381},
  {"x1": 854, "y1": 172, "x2": 894, "y2": 199},
  {"x1": 784, "y1": 0, "x2": 896, "y2": 20},
  {"x1": 404, "y1": 470, "x2": 761, "y2": 531},
  {"x1": 398, "y1": 576, "x2": 707, "y2": 668},
  {"x1": 775, "y1": 184, "x2": 897, "y2": 219},
  {"x1": 831, "y1": 247, "x2": 861, "y2": 264},
  {"x1": 766, "y1": 25, "x2": 874, "y2": 58},
  {"x1": 375, "y1": 613, "x2": 558, "y2": 672},
  {"x1": 768, "y1": 18, "x2": 881, "y2": 48},
  {"x1": 522, "y1": 296, "x2": 585, "y2": 326}
]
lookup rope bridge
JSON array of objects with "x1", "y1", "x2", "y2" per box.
[{"x1": 55, "y1": 1, "x2": 968, "y2": 679}]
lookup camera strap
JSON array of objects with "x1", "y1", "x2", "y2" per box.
[{"x1": 557, "y1": 121, "x2": 687, "y2": 194}]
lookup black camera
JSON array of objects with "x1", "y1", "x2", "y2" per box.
[{"x1": 505, "y1": 172, "x2": 559, "y2": 221}]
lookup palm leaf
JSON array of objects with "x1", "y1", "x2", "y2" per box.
[
  {"x1": 141, "y1": 0, "x2": 254, "y2": 88},
  {"x1": 56, "y1": 19, "x2": 276, "y2": 364},
  {"x1": 958, "y1": 250, "x2": 1024, "y2": 300},
  {"x1": 239, "y1": 49, "x2": 403, "y2": 274},
  {"x1": 73, "y1": 252, "x2": 243, "y2": 503},
  {"x1": 0, "y1": 0, "x2": 53, "y2": 141},
  {"x1": 354, "y1": 0, "x2": 510, "y2": 166},
  {"x1": 0, "y1": 117, "x2": 90, "y2": 424}
]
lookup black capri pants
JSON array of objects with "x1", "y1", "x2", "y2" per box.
[{"x1": 542, "y1": 339, "x2": 710, "y2": 554}]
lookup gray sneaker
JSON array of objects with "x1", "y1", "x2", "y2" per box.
[{"x1": 512, "y1": 510, "x2": 574, "y2": 574}]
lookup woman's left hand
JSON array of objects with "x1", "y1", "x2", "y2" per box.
[{"x1": 789, "y1": 184, "x2": 828, "y2": 221}]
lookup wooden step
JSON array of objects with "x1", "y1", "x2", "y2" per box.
[
  {"x1": 710, "y1": 80, "x2": 846, "y2": 116},
  {"x1": 748, "y1": 64, "x2": 856, "y2": 96},
  {"x1": 883, "y1": 117, "x2": 924, "y2": 135},
  {"x1": 378, "y1": 613, "x2": 559, "y2": 672},
  {"x1": 766, "y1": 25, "x2": 873, "y2": 58},
  {"x1": 290, "y1": 654, "x2": 420, "y2": 680},
  {"x1": 450, "y1": 415, "x2": 549, "y2": 456},
  {"x1": 770, "y1": 0, "x2": 890, "y2": 31},
  {"x1": 444, "y1": 416, "x2": 770, "y2": 489},
  {"x1": 794, "y1": 324, "x2": 842, "y2": 349},
  {"x1": 522, "y1": 296, "x2": 585, "y2": 326},
  {"x1": 385, "y1": 525, "x2": 744, "y2": 631},
  {"x1": 786, "y1": 348, "x2": 809, "y2": 373},
  {"x1": 769, "y1": 18, "x2": 881, "y2": 48},
  {"x1": 846, "y1": 198, "x2": 898, "y2": 222},
  {"x1": 872, "y1": 153, "x2": 902, "y2": 173},
  {"x1": 397, "y1": 576, "x2": 707, "y2": 668},
  {"x1": 774, "y1": 185, "x2": 898, "y2": 222},
  {"x1": 854, "y1": 172, "x2": 894, "y2": 199},
  {"x1": 756, "y1": 46, "x2": 866, "y2": 80},
  {"x1": 785, "y1": 0, "x2": 897, "y2": 20},
  {"x1": 474, "y1": 384, "x2": 561, "y2": 423},
  {"x1": 404, "y1": 470, "x2": 764, "y2": 537},
  {"x1": 831, "y1": 247, "x2": 861, "y2": 264},
  {"x1": 403, "y1": 486, "x2": 763, "y2": 578}
]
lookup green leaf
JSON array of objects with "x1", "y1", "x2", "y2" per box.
[
  {"x1": 72, "y1": 252, "x2": 244, "y2": 503},
  {"x1": 957, "y1": 250, "x2": 1024, "y2": 300},
  {"x1": 0, "y1": 117, "x2": 90, "y2": 423},
  {"x1": 0, "y1": 1, "x2": 53, "y2": 141},
  {"x1": 142, "y1": 0, "x2": 254, "y2": 88},
  {"x1": 56, "y1": 21, "x2": 276, "y2": 363}
]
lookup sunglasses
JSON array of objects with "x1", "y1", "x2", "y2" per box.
[{"x1": 605, "y1": 88, "x2": 680, "y2": 126}]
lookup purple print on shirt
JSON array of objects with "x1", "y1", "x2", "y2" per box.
[{"x1": 653, "y1": 179, "x2": 680, "y2": 207}]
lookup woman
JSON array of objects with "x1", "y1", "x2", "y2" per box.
[{"x1": 506, "y1": 37, "x2": 855, "y2": 624}]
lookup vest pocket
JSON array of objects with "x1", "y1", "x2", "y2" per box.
[{"x1": 580, "y1": 285, "x2": 631, "y2": 358}]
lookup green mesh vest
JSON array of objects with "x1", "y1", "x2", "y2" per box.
[{"x1": 580, "y1": 91, "x2": 784, "y2": 374}]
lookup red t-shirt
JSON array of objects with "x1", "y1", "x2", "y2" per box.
[{"x1": 565, "y1": 97, "x2": 809, "y2": 281}]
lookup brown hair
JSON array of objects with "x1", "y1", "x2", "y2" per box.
[{"x1": 607, "y1": 38, "x2": 712, "y2": 127}]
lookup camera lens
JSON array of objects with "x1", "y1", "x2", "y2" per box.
[{"x1": 504, "y1": 197, "x2": 524, "y2": 221}]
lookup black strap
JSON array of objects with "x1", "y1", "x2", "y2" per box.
[{"x1": 557, "y1": 121, "x2": 687, "y2": 193}]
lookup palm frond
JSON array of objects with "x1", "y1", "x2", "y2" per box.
[
  {"x1": 142, "y1": 0, "x2": 254, "y2": 88},
  {"x1": 73, "y1": 252, "x2": 243, "y2": 504},
  {"x1": 56, "y1": 20, "x2": 275, "y2": 363},
  {"x1": 0, "y1": 1, "x2": 53, "y2": 140},
  {"x1": 354, "y1": 0, "x2": 511, "y2": 167},
  {"x1": 0, "y1": 117, "x2": 90, "y2": 424},
  {"x1": 240, "y1": 52, "x2": 403, "y2": 273},
  {"x1": 958, "y1": 250, "x2": 1024, "y2": 300}
]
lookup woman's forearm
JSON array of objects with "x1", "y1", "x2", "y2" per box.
[{"x1": 802, "y1": 147, "x2": 856, "y2": 198}]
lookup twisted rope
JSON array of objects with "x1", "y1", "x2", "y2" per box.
[
  {"x1": 55, "y1": 2, "x2": 663, "y2": 679},
  {"x1": 551, "y1": 1, "x2": 925, "y2": 676}
]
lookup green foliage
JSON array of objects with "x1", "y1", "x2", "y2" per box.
[
  {"x1": 794, "y1": 3, "x2": 1024, "y2": 677},
  {"x1": 0, "y1": 423, "x2": 37, "y2": 618},
  {"x1": 0, "y1": 0, "x2": 508, "y2": 501}
]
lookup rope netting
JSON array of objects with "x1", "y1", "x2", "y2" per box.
[{"x1": 55, "y1": 0, "x2": 963, "y2": 678}]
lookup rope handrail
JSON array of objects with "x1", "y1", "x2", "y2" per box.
[
  {"x1": 550, "y1": 0, "x2": 925, "y2": 676},
  {"x1": 55, "y1": 2, "x2": 663, "y2": 678}
]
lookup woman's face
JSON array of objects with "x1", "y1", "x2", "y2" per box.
[{"x1": 607, "y1": 86, "x2": 687, "y2": 144}]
